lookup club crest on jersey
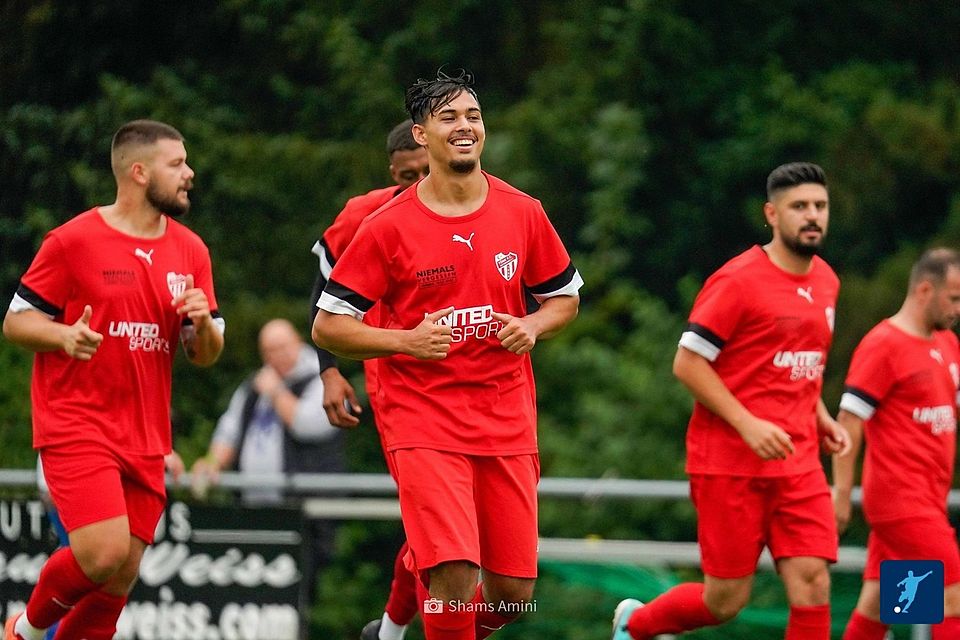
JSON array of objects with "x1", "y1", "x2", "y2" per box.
[
  {"x1": 825, "y1": 306, "x2": 835, "y2": 332},
  {"x1": 495, "y1": 252, "x2": 518, "y2": 281},
  {"x1": 166, "y1": 272, "x2": 188, "y2": 299}
]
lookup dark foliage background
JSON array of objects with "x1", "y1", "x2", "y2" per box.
[{"x1": 3, "y1": 2, "x2": 960, "y2": 637}]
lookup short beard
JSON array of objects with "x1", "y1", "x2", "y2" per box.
[
  {"x1": 146, "y1": 182, "x2": 190, "y2": 218},
  {"x1": 782, "y1": 234, "x2": 822, "y2": 257},
  {"x1": 449, "y1": 159, "x2": 477, "y2": 174}
]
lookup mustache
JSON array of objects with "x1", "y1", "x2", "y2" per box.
[{"x1": 800, "y1": 224, "x2": 822, "y2": 233}]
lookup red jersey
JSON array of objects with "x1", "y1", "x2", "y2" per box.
[
  {"x1": 12, "y1": 208, "x2": 221, "y2": 455},
  {"x1": 319, "y1": 172, "x2": 583, "y2": 455},
  {"x1": 679, "y1": 246, "x2": 839, "y2": 477},
  {"x1": 840, "y1": 321, "x2": 960, "y2": 523}
]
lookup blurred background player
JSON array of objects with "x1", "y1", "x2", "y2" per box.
[
  {"x1": 313, "y1": 68, "x2": 582, "y2": 640},
  {"x1": 832, "y1": 247, "x2": 960, "y2": 639},
  {"x1": 190, "y1": 318, "x2": 342, "y2": 602},
  {"x1": 3, "y1": 119, "x2": 223, "y2": 640},
  {"x1": 612, "y1": 162, "x2": 849, "y2": 640},
  {"x1": 308, "y1": 120, "x2": 428, "y2": 640},
  {"x1": 309, "y1": 119, "x2": 428, "y2": 428}
]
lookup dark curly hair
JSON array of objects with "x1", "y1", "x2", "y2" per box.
[{"x1": 405, "y1": 68, "x2": 480, "y2": 124}]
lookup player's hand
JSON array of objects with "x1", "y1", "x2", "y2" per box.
[
  {"x1": 320, "y1": 368, "x2": 362, "y2": 428},
  {"x1": 406, "y1": 307, "x2": 454, "y2": 360},
  {"x1": 737, "y1": 416, "x2": 795, "y2": 460},
  {"x1": 171, "y1": 274, "x2": 213, "y2": 329},
  {"x1": 492, "y1": 311, "x2": 537, "y2": 355},
  {"x1": 62, "y1": 305, "x2": 103, "y2": 360},
  {"x1": 164, "y1": 451, "x2": 186, "y2": 482},
  {"x1": 818, "y1": 417, "x2": 851, "y2": 456},
  {"x1": 832, "y1": 486, "x2": 852, "y2": 534}
]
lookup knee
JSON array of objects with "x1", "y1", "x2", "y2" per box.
[
  {"x1": 704, "y1": 581, "x2": 751, "y2": 622},
  {"x1": 486, "y1": 578, "x2": 535, "y2": 607},
  {"x1": 784, "y1": 562, "x2": 831, "y2": 606},
  {"x1": 75, "y1": 539, "x2": 131, "y2": 583},
  {"x1": 429, "y1": 561, "x2": 479, "y2": 603},
  {"x1": 707, "y1": 592, "x2": 749, "y2": 622},
  {"x1": 798, "y1": 566, "x2": 831, "y2": 603}
]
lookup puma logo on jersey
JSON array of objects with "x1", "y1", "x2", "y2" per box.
[
  {"x1": 452, "y1": 232, "x2": 475, "y2": 251},
  {"x1": 135, "y1": 248, "x2": 154, "y2": 265},
  {"x1": 931, "y1": 348, "x2": 944, "y2": 365},
  {"x1": 796, "y1": 286, "x2": 813, "y2": 303}
]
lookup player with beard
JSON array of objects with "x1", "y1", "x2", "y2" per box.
[
  {"x1": 833, "y1": 248, "x2": 960, "y2": 640},
  {"x1": 612, "y1": 162, "x2": 850, "y2": 640},
  {"x1": 3, "y1": 120, "x2": 224, "y2": 640},
  {"x1": 313, "y1": 69, "x2": 582, "y2": 640}
]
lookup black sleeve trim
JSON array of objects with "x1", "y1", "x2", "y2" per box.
[
  {"x1": 310, "y1": 270, "x2": 327, "y2": 323},
  {"x1": 16, "y1": 284, "x2": 61, "y2": 317},
  {"x1": 528, "y1": 261, "x2": 577, "y2": 295},
  {"x1": 843, "y1": 385, "x2": 879, "y2": 409},
  {"x1": 324, "y1": 278, "x2": 375, "y2": 313},
  {"x1": 319, "y1": 238, "x2": 337, "y2": 268},
  {"x1": 685, "y1": 322, "x2": 725, "y2": 350}
]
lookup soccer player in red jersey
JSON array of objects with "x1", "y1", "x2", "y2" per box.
[
  {"x1": 613, "y1": 162, "x2": 850, "y2": 640},
  {"x1": 3, "y1": 120, "x2": 224, "y2": 640},
  {"x1": 308, "y1": 120, "x2": 428, "y2": 640},
  {"x1": 313, "y1": 69, "x2": 582, "y2": 640},
  {"x1": 832, "y1": 248, "x2": 960, "y2": 640}
]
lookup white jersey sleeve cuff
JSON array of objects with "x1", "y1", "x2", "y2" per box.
[
  {"x1": 678, "y1": 330, "x2": 721, "y2": 362},
  {"x1": 317, "y1": 291, "x2": 366, "y2": 321},
  {"x1": 531, "y1": 270, "x2": 584, "y2": 303},
  {"x1": 8, "y1": 293, "x2": 55, "y2": 319},
  {"x1": 311, "y1": 241, "x2": 335, "y2": 279},
  {"x1": 839, "y1": 392, "x2": 875, "y2": 420}
]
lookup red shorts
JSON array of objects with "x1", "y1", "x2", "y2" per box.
[
  {"x1": 864, "y1": 515, "x2": 960, "y2": 584},
  {"x1": 40, "y1": 442, "x2": 166, "y2": 544},
  {"x1": 390, "y1": 449, "x2": 539, "y2": 578},
  {"x1": 690, "y1": 469, "x2": 837, "y2": 579}
]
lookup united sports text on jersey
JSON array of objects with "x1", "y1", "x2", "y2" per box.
[{"x1": 432, "y1": 305, "x2": 501, "y2": 342}]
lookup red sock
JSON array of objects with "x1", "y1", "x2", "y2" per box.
[
  {"x1": 417, "y1": 580, "x2": 474, "y2": 640},
  {"x1": 472, "y1": 584, "x2": 518, "y2": 639},
  {"x1": 842, "y1": 610, "x2": 887, "y2": 640},
  {"x1": 932, "y1": 616, "x2": 960, "y2": 639},
  {"x1": 627, "y1": 582, "x2": 721, "y2": 638},
  {"x1": 25, "y1": 547, "x2": 100, "y2": 628},
  {"x1": 53, "y1": 590, "x2": 127, "y2": 640},
  {"x1": 385, "y1": 541, "x2": 419, "y2": 625},
  {"x1": 785, "y1": 604, "x2": 830, "y2": 640}
]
